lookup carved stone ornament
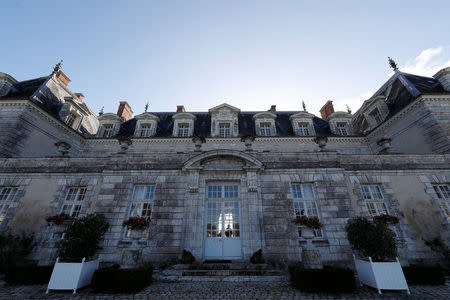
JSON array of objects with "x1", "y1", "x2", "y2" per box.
[{"x1": 54, "y1": 141, "x2": 71, "y2": 156}]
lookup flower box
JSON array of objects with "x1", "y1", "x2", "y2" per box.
[
  {"x1": 46, "y1": 213, "x2": 71, "y2": 225},
  {"x1": 293, "y1": 216, "x2": 323, "y2": 229},
  {"x1": 372, "y1": 214, "x2": 399, "y2": 224},
  {"x1": 122, "y1": 217, "x2": 150, "y2": 230},
  {"x1": 353, "y1": 255, "x2": 410, "y2": 295},
  {"x1": 46, "y1": 257, "x2": 99, "y2": 294}
]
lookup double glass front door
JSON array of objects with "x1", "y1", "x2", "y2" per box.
[{"x1": 204, "y1": 185, "x2": 242, "y2": 259}]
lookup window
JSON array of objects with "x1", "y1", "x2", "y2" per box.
[
  {"x1": 102, "y1": 124, "x2": 114, "y2": 137},
  {"x1": 126, "y1": 185, "x2": 155, "y2": 239},
  {"x1": 260, "y1": 122, "x2": 271, "y2": 136},
  {"x1": 298, "y1": 123, "x2": 310, "y2": 136},
  {"x1": 139, "y1": 123, "x2": 152, "y2": 137},
  {"x1": 291, "y1": 183, "x2": 322, "y2": 238},
  {"x1": 60, "y1": 187, "x2": 87, "y2": 218},
  {"x1": 361, "y1": 185, "x2": 388, "y2": 217},
  {"x1": 433, "y1": 184, "x2": 450, "y2": 220},
  {"x1": 66, "y1": 113, "x2": 76, "y2": 127},
  {"x1": 0, "y1": 187, "x2": 17, "y2": 223},
  {"x1": 369, "y1": 108, "x2": 383, "y2": 124},
  {"x1": 336, "y1": 122, "x2": 348, "y2": 136},
  {"x1": 219, "y1": 123, "x2": 231, "y2": 137},
  {"x1": 206, "y1": 184, "x2": 240, "y2": 238},
  {"x1": 177, "y1": 123, "x2": 190, "y2": 137}
]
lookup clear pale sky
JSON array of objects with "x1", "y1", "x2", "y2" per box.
[{"x1": 1, "y1": 0, "x2": 449, "y2": 116}]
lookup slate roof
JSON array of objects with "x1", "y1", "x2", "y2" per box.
[
  {"x1": 1, "y1": 77, "x2": 47, "y2": 99},
  {"x1": 117, "y1": 111, "x2": 333, "y2": 138}
]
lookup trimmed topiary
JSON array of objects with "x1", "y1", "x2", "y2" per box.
[
  {"x1": 91, "y1": 265, "x2": 153, "y2": 293},
  {"x1": 58, "y1": 213, "x2": 109, "y2": 262},
  {"x1": 345, "y1": 216, "x2": 397, "y2": 261}
]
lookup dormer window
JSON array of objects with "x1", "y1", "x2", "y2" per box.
[
  {"x1": 369, "y1": 107, "x2": 382, "y2": 124},
  {"x1": 178, "y1": 123, "x2": 190, "y2": 137},
  {"x1": 139, "y1": 124, "x2": 152, "y2": 137},
  {"x1": 298, "y1": 122, "x2": 310, "y2": 136},
  {"x1": 260, "y1": 123, "x2": 272, "y2": 136},
  {"x1": 219, "y1": 123, "x2": 231, "y2": 137},
  {"x1": 66, "y1": 113, "x2": 77, "y2": 127},
  {"x1": 336, "y1": 122, "x2": 348, "y2": 136},
  {"x1": 102, "y1": 124, "x2": 114, "y2": 137}
]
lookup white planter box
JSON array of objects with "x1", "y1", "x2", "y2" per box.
[
  {"x1": 46, "y1": 257, "x2": 99, "y2": 294},
  {"x1": 353, "y1": 255, "x2": 410, "y2": 294}
]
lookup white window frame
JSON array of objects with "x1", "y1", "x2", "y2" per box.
[
  {"x1": 361, "y1": 185, "x2": 388, "y2": 217},
  {"x1": 369, "y1": 107, "x2": 383, "y2": 124},
  {"x1": 125, "y1": 185, "x2": 155, "y2": 239},
  {"x1": 0, "y1": 187, "x2": 17, "y2": 224},
  {"x1": 139, "y1": 123, "x2": 152, "y2": 137},
  {"x1": 259, "y1": 122, "x2": 272, "y2": 136},
  {"x1": 66, "y1": 113, "x2": 77, "y2": 127},
  {"x1": 336, "y1": 122, "x2": 349, "y2": 136},
  {"x1": 102, "y1": 124, "x2": 114, "y2": 138},
  {"x1": 291, "y1": 183, "x2": 323, "y2": 239},
  {"x1": 219, "y1": 123, "x2": 231, "y2": 138},
  {"x1": 297, "y1": 122, "x2": 310, "y2": 136},
  {"x1": 433, "y1": 184, "x2": 450, "y2": 221},
  {"x1": 60, "y1": 187, "x2": 87, "y2": 218},
  {"x1": 177, "y1": 123, "x2": 190, "y2": 137}
]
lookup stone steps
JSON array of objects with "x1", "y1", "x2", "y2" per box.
[{"x1": 154, "y1": 263, "x2": 288, "y2": 282}]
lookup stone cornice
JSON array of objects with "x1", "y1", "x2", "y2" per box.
[{"x1": 0, "y1": 99, "x2": 85, "y2": 142}]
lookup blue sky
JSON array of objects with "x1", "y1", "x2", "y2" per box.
[{"x1": 1, "y1": 0, "x2": 449, "y2": 116}]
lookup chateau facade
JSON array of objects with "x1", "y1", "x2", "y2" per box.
[{"x1": 0, "y1": 63, "x2": 449, "y2": 267}]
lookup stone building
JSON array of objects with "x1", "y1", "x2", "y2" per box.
[{"x1": 0, "y1": 63, "x2": 449, "y2": 267}]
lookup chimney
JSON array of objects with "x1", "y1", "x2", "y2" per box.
[
  {"x1": 117, "y1": 101, "x2": 133, "y2": 121},
  {"x1": 269, "y1": 105, "x2": 276, "y2": 112},
  {"x1": 56, "y1": 71, "x2": 71, "y2": 87},
  {"x1": 74, "y1": 93, "x2": 84, "y2": 101},
  {"x1": 177, "y1": 105, "x2": 185, "y2": 113},
  {"x1": 320, "y1": 100, "x2": 335, "y2": 120},
  {"x1": 433, "y1": 67, "x2": 450, "y2": 91}
]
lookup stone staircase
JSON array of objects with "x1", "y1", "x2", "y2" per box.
[{"x1": 154, "y1": 262, "x2": 288, "y2": 282}]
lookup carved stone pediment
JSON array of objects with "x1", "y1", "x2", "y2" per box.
[
  {"x1": 182, "y1": 150, "x2": 263, "y2": 172},
  {"x1": 201, "y1": 157, "x2": 245, "y2": 170}
]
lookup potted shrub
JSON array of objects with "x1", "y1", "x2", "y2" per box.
[
  {"x1": 116, "y1": 135, "x2": 132, "y2": 152},
  {"x1": 346, "y1": 216, "x2": 409, "y2": 294},
  {"x1": 293, "y1": 216, "x2": 323, "y2": 241},
  {"x1": 240, "y1": 133, "x2": 255, "y2": 151},
  {"x1": 46, "y1": 213, "x2": 109, "y2": 294},
  {"x1": 293, "y1": 216, "x2": 324, "y2": 269},
  {"x1": 122, "y1": 216, "x2": 150, "y2": 239}
]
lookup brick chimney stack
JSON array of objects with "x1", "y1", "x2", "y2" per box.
[
  {"x1": 177, "y1": 105, "x2": 185, "y2": 113},
  {"x1": 269, "y1": 105, "x2": 276, "y2": 112},
  {"x1": 74, "y1": 93, "x2": 84, "y2": 101},
  {"x1": 56, "y1": 71, "x2": 71, "y2": 87},
  {"x1": 320, "y1": 100, "x2": 335, "y2": 120},
  {"x1": 117, "y1": 101, "x2": 133, "y2": 121}
]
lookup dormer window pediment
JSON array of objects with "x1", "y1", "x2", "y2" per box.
[
  {"x1": 172, "y1": 112, "x2": 196, "y2": 137},
  {"x1": 209, "y1": 103, "x2": 240, "y2": 137},
  {"x1": 97, "y1": 113, "x2": 122, "y2": 137},
  {"x1": 135, "y1": 112, "x2": 159, "y2": 137},
  {"x1": 253, "y1": 112, "x2": 277, "y2": 136},
  {"x1": 290, "y1": 112, "x2": 315, "y2": 136}
]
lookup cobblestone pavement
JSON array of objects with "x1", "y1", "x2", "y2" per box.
[{"x1": 0, "y1": 280, "x2": 449, "y2": 300}]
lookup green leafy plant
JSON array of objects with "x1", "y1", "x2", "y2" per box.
[
  {"x1": 290, "y1": 266, "x2": 356, "y2": 293},
  {"x1": 58, "y1": 213, "x2": 109, "y2": 262},
  {"x1": 293, "y1": 216, "x2": 323, "y2": 229},
  {"x1": 402, "y1": 266, "x2": 445, "y2": 285},
  {"x1": 345, "y1": 216, "x2": 397, "y2": 261},
  {"x1": 5, "y1": 264, "x2": 53, "y2": 285},
  {"x1": 0, "y1": 232, "x2": 34, "y2": 270}
]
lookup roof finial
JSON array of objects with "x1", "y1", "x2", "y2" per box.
[
  {"x1": 388, "y1": 57, "x2": 398, "y2": 71},
  {"x1": 302, "y1": 101, "x2": 307, "y2": 112},
  {"x1": 99, "y1": 106, "x2": 104, "y2": 116},
  {"x1": 346, "y1": 104, "x2": 352, "y2": 114},
  {"x1": 53, "y1": 59, "x2": 63, "y2": 74},
  {"x1": 144, "y1": 102, "x2": 149, "y2": 112}
]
